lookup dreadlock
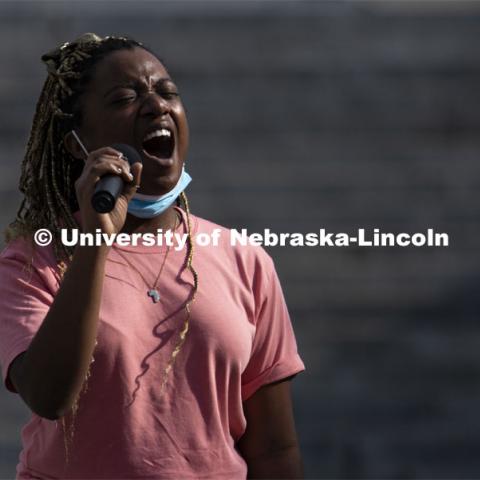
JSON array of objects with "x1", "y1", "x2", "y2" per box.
[{"x1": 5, "y1": 33, "x2": 198, "y2": 466}]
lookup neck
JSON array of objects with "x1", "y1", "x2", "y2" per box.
[{"x1": 120, "y1": 205, "x2": 179, "y2": 235}]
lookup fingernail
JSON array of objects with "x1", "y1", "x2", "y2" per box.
[{"x1": 128, "y1": 173, "x2": 133, "y2": 180}]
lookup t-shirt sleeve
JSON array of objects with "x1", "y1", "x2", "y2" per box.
[
  {"x1": 241, "y1": 253, "x2": 305, "y2": 402},
  {"x1": 0, "y1": 241, "x2": 58, "y2": 394}
]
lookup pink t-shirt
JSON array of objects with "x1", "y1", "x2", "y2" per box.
[{"x1": 0, "y1": 206, "x2": 305, "y2": 479}]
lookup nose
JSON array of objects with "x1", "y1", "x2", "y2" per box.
[{"x1": 139, "y1": 91, "x2": 171, "y2": 117}]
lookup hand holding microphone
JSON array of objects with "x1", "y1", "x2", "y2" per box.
[
  {"x1": 71, "y1": 132, "x2": 143, "y2": 236},
  {"x1": 91, "y1": 143, "x2": 142, "y2": 213}
]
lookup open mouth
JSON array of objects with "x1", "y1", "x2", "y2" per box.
[{"x1": 142, "y1": 128, "x2": 175, "y2": 159}]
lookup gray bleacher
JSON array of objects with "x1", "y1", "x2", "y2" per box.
[{"x1": 1, "y1": 1, "x2": 480, "y2": 478}]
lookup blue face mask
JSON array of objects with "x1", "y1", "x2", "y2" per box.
[{"x1": 127, "y1": 167, "x2": 192, "y2": 218}]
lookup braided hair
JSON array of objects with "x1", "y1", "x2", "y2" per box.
[
  {"x1": 5, "y1": 33, "x2": 198, "y2": 465},
  {"x1": 7, "y1": 33, "x2": 142, "y2": 274}
]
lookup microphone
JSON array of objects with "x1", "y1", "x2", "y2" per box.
[{"x1": 91, "y1": 143, "x2": 142, "y2": 213}]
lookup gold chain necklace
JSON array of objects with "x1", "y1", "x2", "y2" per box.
[{"x1": 108, "y1": 211, "x2": 180, "y2": 303}]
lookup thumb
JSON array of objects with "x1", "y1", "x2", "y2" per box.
[{"x1": 122, "y1": 162, "x2": 143, "y2": 201}]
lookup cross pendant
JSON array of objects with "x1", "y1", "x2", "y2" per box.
[{"x1": 147, "y1": 289, "x2": 160, "y2": 303}]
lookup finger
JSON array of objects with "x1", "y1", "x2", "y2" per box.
[
  {"x1": 86, "y1": 162, "x2": 133, "y2": 183},
  {"x1": 76, "y1": 154, "x2": 135, "y2": 201},
  {"x1": 88, "y1": 146, "x2": 127, "y2": 161},
  {"x1": 106, "y1": 157, "x2": 133, "y2": 181},
  {"x1": 84, "y1": 153, "x2": 132, "y2": 177},
  {"x1": 88, "y1": 153, "x2": 130, "y2": 170},
  {"x1": 121, "y1": 162, "x2": 143, "y2": 201}
]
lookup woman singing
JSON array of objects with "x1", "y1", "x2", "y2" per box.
[{"x1": 0, "y1": 33, "x2": 306, "y2": 479}]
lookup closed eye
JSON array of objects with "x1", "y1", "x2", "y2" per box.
[
  {"x1": 112, "y1": 96, "x2": 136, "y2": 104},
  {"x1": 110, "y1": 87, "x2": 137, "y2": 105},
  {"x1": 159, "y1": 90, "x2": 179, "y2": 100}
]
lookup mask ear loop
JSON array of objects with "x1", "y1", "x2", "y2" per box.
[{"x1": 71, "y1": 130, "x2": 89, "y2": 160}]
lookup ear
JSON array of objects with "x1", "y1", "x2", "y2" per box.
[{"x1": 64, "y1": 130, "x2": 88, "y2": 161}]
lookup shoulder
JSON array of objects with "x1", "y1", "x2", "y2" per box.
[{"x1": 0, "y1": 235, "x2": 62, "y2": 287}]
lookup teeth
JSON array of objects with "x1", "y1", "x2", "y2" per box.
[{"x1": 143, "y1": 129, "x2": 171, "y2": 142}]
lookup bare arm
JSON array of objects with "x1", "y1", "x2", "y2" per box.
[
  {"x1": 10, "y1": 245, "x2": 109, "y2": 419},
  {"x1": 236, "y1": 377, "x2": 304, "y2": 479},
  {"x1": 8, "y1": 147, "x2": 141, "y2": 420}
]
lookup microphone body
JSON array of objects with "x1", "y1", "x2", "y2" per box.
[{"x1": 91, "y1": 144, "x2": 142, "y2": 213}]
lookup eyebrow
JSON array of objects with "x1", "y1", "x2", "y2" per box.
[{"x1": 103, "y1": 78, "x2": 175, "y2": 98}]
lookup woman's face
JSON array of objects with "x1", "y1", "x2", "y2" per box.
[{"x1": 72, "y1": 47, "x2": 189, "y2": 195}]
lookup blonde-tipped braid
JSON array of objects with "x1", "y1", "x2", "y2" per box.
[
  {"x1": 5, "y1": 34, "x2": 197, "y2": 466},
  {"x1": 159, "y1": 191, "x2": 198, "y2": 395}
]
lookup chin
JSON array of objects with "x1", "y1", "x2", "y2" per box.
[{"x1": 137, "y1": 166, "x2": 182, "y2": 196}]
